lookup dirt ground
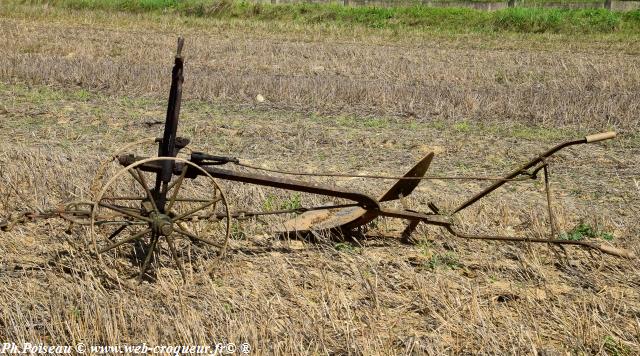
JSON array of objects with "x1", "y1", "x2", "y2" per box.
[{"x1": 0, "y1": 6, "x2": 639, "y2": 355}]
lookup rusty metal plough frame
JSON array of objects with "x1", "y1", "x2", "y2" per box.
[{"x1": 0, "y1": 38, "x2": 634, "y2": 282}]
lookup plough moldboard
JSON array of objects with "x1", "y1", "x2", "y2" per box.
[{"x1": 0, "y1": 38, "x2": 634, "y2": 282}]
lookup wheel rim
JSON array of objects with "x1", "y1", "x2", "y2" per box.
[
  {"x1": 91, "y1": 156, "x2": 231, "y2": 282},
  {"x1": 89, "y1": 137, "x2": 158, "y2": 201}
]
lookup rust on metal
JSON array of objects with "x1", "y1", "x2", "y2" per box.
[{"x1": 279, "y1": 152, "x2": 434, "y2": 234}]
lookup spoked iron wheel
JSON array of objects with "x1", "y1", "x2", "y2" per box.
[{"x1": 91, "y1": 157, "x2": 231, "y2": 282}]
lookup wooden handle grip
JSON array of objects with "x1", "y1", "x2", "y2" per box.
[
  {"x1": 585, "y1": 131, "x2": 616, "y2": 143},
  {"x1": 598, "y1": 244, "x2": 635, "y2": 259}
]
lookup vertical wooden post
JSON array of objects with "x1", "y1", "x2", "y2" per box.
[
  {"x1": 604, "y1": 0, "x2": 612, "y2": 10},
  {"x1": 344, "y1": 0, "x2": 349, "y2": 6},
  {"x1": 508, "y1": 0, "x2": 516, "y2": 7}
]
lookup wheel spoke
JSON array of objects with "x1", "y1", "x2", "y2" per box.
[
  {"x1": 95, "y1": 220, "x2": 148, "y2": 227},
  {"x1": 101, "y1": 196, "x2": 146, "y2": 201},
  {"x1": 173, "y1": 198, "x2": 216, "y2": 203},
  {"x1": 138, "y1": 234, "x2": 159, "y2": 282},
  {"x1": 107, "y1": 224, "x2": 129, "y2": 241},
  {"x1": 171, "y1": 198, "x2": 222, "y2": 222},
  {"x1": 167, "y1": 166, "x2": 188, "y2": 191},
  {"x1": 165, "y1": 234, "x2": 186, "y2": 281},
  {"x1": 166, "y1": 167, "x2": 188, "y2": 212},
  {"x1": 98, "y1": 228, "x2": 151, "y2": 254},
  {"x1": 130, "y1": 168, "x2": 160, "y2": 214},
  {"x1": 126, "y1": 168, "x2": 144, "y2": 186},
  {"x1": 107, "y1": 203, "x2": 142, "y2": 212},
  {"x1": 98, "y1": 202, "x2": 153, "y2": 223},
  {"x1": 174, "y1": 224, "x2": 224, "y2": 249},
  {"x1": 102, "y1": 196, "x2": 211, "y2": 203}
]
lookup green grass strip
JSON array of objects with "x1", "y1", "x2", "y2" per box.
[{"x1": 11, "y1": 0, "x2": 640, "y2": 33}]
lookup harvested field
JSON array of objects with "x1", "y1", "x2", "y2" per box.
[
  {"x1": 1, "y1": 6, "x2": 640, "y2": 132},
  {"x1": 0, "y1": 4, "x2": 639, "y2": 355}
]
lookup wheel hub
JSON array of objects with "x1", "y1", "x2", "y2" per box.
[{"x1": 150, "y1": 212, "x2": 173, "y2": 237}]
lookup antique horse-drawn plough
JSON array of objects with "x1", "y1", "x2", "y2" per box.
[{"x1": 1, "y1": 38, "x2": 634, "y2": 282}]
